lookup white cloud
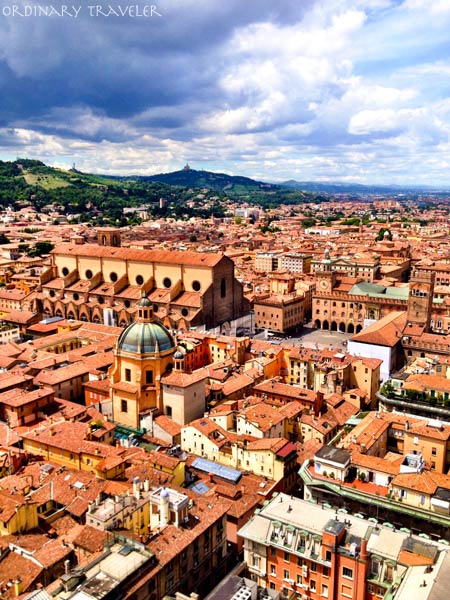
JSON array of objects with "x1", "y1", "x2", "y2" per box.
[{"x1": 2, "y1": 1, "x2": 450, "y2": 185}]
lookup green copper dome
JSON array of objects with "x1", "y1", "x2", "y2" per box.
[{"x1": 118, "y1": 320, "x2": 175, "y2": 354}]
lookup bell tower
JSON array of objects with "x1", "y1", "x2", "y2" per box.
[
  {"x1": 97, "y1": 227, "x2": 121, "y2": 247},
  {"x1": 407, "y1": 270, "x2": 435, "y2": 331},
  {"x1": 317, "y1": 248, "x2": 336, "y2": 293}
]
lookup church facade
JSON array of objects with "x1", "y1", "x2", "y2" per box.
[{"x1": 34, "y1": 228, "x2": 249, "y2": 330}]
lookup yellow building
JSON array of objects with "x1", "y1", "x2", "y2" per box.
[
  {"x1": 110, "y1": 293, "x2": 177, "y2": 430},
  {"x1": 21, "y1": 420, "x2": 125, "y2": 479},
  {"x1": 181, "y1": 417, "x2": 298, "y2": 490},
  {"x1": 402, "y1": 419, "x2": 450, "y2": 473},
  {"x1": 0, "y1": 489, "x2": 38, "y2": 535},
  {"x1": 391, "y1": 470, "x2": 450, "y2": 516},
  {"x1": 145, "y1": 449, "x2": 185, "y2": 487},
  {"x1": 285, "y1": 346, "x2": 381, "y2": 409},
  {"x1": 86, "y1": 483, "x2": 151, "y2": 535}
]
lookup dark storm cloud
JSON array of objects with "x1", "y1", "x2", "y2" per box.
[
  {"x1": 0, "y1": 0, "x2": 312, "y2": 137},
  {"x1": 1, "y1": 0, "x2": 450, "y2": 185}
]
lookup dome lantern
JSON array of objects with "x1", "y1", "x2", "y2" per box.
[{"x1": 137, "y1": 290, "x2": 153, "y2": 322}]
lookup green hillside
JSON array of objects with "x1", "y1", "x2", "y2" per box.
[
  {"x1": 0, "y1": 159, "x2": 317, "y2": 224},
  {"x1": 140, "y1": 167, "x2": 312, "y2": 206}
]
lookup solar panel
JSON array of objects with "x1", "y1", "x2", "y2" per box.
[
  {"x1": 191, "y1": 457, "x2": 242, "y2": 484},
  {"x1": 190, "y1": 482, "x2": 210, "y2": 495}
]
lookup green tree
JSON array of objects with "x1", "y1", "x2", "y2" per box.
[
  {"x1": 28, "y1": 241, "x2": 55, "y2": 256},
  {"x1": 376, "y1": 227, "x2": 392, "y2": 241}
]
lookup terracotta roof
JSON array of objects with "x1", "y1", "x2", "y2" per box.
[
  {"x1": 83, "y1": 378, "x2": 111, "y2": 393},
  {"x1": 222, "y1": 373, "x2": 255, "y2": 396},
  {"x1": 0, "y1": 551, "x2": 42, "y2": 596},
  {"x1": 278, "y1": 400, "x2": 304, "y2": 418},
  {"x1": 350, "y1": 310, "x2": 406, "y2": 347},
  {"x1": 1, "y1": 309, "x2": 38, "y2": 324},
  {"x1": 0, "y1": 489, "x2": 29, "y2": 522},
  {"x1": 403, "y1": 373, "x2": 450, "y2": 394},
  {"x1": 0, "y1": 386, "x2": 53, "y2": 408},
  {"x1": 253, "y1": 379, "x2": 318, "y2": 403},
  {"x1": 351, "y1": 451, "x2": 402, "y2": 475},
  {"x1": 0, "y1": 373, "x2": 33, "y2": 393},
  {"x1": 111, "y1": 381, "x2": 138, "y2": 394},
  {"x1": 33, "y1": 361, "x2": 91, "y2": 386},
  {"x1": 154, "y1": 415, "x2": 181, "y2": 436},
  {"x1": 52, "y1": 243, "x2": 225, "y2": 267},
  {"x1": 73, "y1": 524, "x2": 109, "y2": 553},
  {"x1": 246, "y1": 437, "x2": 288, "y2": 452},
  {"x1": 238, "y1": 403, "x2": 285, "y2": 431},
  {"x1": 170, "y1": 291, "x2": 202, "y2": 308},
  {"x1": 185, "y1": 418, "x2": 231, "y2": 448},
  {"x1": 161, "y1": 369, "x2": 208, "y2": 387},
  {"x1": 0, "y1": 288, "x2": 27, "y2": 301}
]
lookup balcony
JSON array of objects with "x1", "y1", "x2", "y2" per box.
[
  {"x1": 299, "y1": 459, "x2": 450, "y2": 530},
  {"x1": 377, "y1": 389, "x2": 450, "y2": 420}
]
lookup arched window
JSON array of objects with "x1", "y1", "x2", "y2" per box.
[{"x1": 220, "y1": 278, "x2": 226, "y2": 298}]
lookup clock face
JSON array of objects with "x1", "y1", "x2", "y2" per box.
[{"x1": 319, "y1": 279, "x2": 328, "y2": 290}]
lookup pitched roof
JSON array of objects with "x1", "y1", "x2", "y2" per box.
[
  {"x1": 350, "y1": 311, "x2": 406, "y2": 347},
  {"x1": 52, "y1": 243, "x2": 225, "y2": 267}
]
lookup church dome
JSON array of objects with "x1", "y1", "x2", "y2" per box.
[
  {"x1": 138, "y1": 294, "x2": 152, "y2": 308},
  {"x1": 117, "y1": 320, "x2": 175, "y2": 354}
]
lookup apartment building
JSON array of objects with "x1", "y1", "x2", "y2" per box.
[
  {"x1": 254, "y1": 293, "x2": 305, "y2": 334},
  {"x1": 311, "y1": 252, "x2": 380, "y2": 282},
  {"x1": 239, "y1": 493, "x2": 450, "y2": 600},
  {"x1": 181, "y1": 417, "x2": 298, "y2": 491},
  {"x1": 280, "y1": 253, "x2": 312, "y2": 274},
  {"x1": 299, "y1": 412, "x2": 450, "y2": 539},
  {"x1": 284, "y1": 348, "x2": 381, "y2": 409}
]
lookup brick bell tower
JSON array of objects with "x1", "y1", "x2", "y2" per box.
[
  {"x1": 407, "y1": 270, "x2": 435, "y2": 331},
  {"x1": 97, "y1": 227, "x2": 121, "y2": 247}
]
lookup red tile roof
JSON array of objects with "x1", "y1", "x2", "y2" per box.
[{"x1": 52, "y1": 243, "x2": 225, "y2": 267}]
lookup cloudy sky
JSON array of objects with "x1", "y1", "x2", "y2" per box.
[{"x1": 1, "y1": 0, "x2": 450, "y2": 184}]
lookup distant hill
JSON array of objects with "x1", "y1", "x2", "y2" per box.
[
  {"x1": 2, "y1": 159, "x2": 447, "y2": 228},
  {"x1": 137, "y1": 166, "x2": 279, "y2": 193},
  {"x1": 0, "y1": 159, "x2": 222, "y2": 225},
  {"x1": 280, "y1": 179, "x2": 447, "y2": 195},
  {"x1": 135, "y1": 166, "x2": 313, "y2": 206}
]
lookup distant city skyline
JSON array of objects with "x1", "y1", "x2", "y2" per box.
[{"x1": 1, "y1": 1, "x2": 450, "y2": 185}]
